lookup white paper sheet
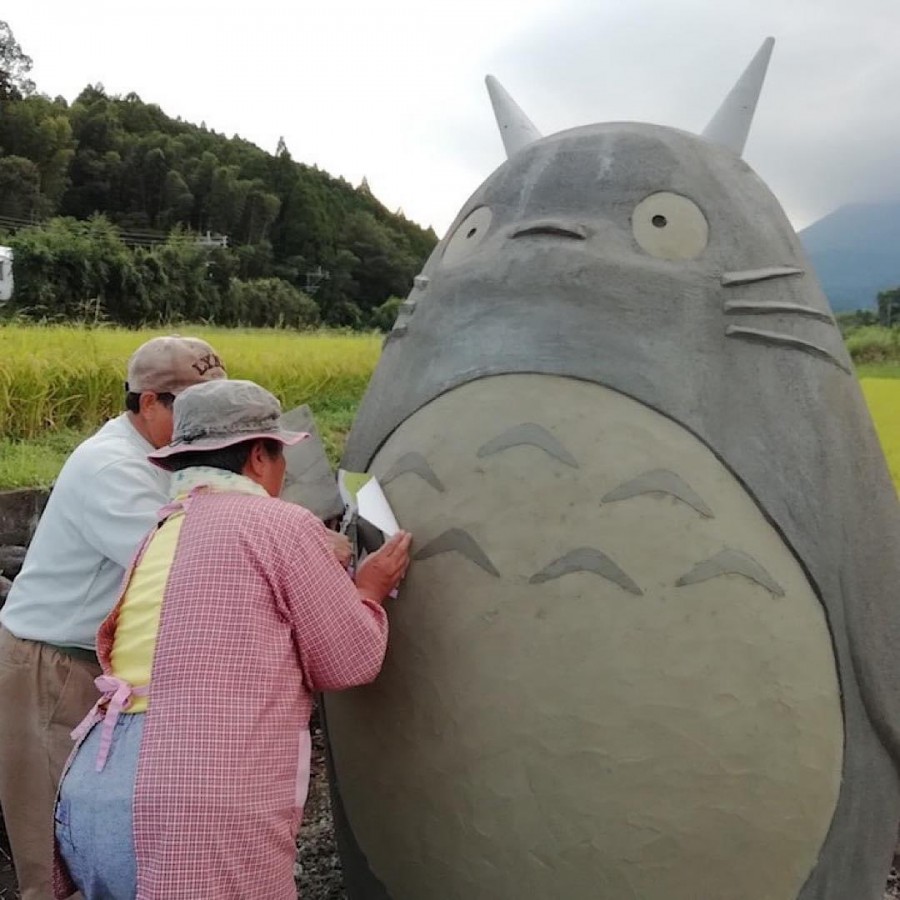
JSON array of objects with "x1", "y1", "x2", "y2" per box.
[{"x1": 356, "y1": 478, "x2": 399, "y2": 536}]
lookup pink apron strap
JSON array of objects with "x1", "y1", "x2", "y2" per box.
[
  {"x1": 71, "y1": 675, "x2": 149, "y2": 772},
  {"x1": 106, "y1": 485, "x2": 199, "y2": 612}
]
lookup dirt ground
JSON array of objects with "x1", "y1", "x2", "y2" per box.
[
  {"x1": 294, "y1": 722, "x2": 347, "y2": 899},
  {"x1": 887, "y1": 866, "x2": 900, "y2": 900},
  {"x1": 0, "y1": 837, "x2": 14, "y2": 900}
]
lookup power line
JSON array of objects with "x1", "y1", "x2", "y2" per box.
[{"x1": 0, "y1": 211, "x2": 227, "y2": 248}]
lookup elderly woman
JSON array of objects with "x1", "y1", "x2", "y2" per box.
[{"x1": 53, "y1": 379, "x2": 411, "y2": 900}]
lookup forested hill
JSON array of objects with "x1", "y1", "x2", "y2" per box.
[
  {"x1": 798, "y1": 202, "x2": 900, "y2": 313},
  {"x1": 0, "y1": 22, "x2": 438, "y2": 328}
]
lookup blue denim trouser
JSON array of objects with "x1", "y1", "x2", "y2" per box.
[{"x1": 55, "y1": 712, "x2": 145, "y2": 900}]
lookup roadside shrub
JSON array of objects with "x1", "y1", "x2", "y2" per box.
[
  {"x1": 370, "y1": 296, "x2": 403, "y2": 332},
  {"x1": 227, "y1": 277, "x2": 320, "y2": 329}
]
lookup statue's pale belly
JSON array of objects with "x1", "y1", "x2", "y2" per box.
[{"x1": 326, "y1": 374, "x2": 843, "y2": 900}]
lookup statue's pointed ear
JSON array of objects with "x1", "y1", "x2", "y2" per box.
[
  {"x1": 702, "y1": 37, "x2": 775, "y2": 156},
  {"x1": 485, "y1": 75, "x2": 542, "y2": 158}
]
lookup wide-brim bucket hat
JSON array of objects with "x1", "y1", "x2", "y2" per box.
[{"x1": 149, "y1": 379, "x2": 307, "y2": 465}]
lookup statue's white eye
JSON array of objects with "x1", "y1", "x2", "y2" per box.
[
  {"x1": 442, "y1": 207, "x2": 493, "y2": 266},
  {"x1": 631, "y1": 192, "x2": 708, "y2": 260}
]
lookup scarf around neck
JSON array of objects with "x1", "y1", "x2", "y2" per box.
[{"x1": 168, "y1": 465, "x2": 271, "y2": 502}]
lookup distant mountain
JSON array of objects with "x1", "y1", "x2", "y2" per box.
[{"x1": 798, "y1": 202, "x2": 900, "y2": 312}]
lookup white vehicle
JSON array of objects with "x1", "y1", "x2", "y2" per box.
[{"x1": 0, "y1": 247, "x2": 13, "y2": 303}]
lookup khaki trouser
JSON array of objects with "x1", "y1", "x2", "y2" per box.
[{"x1": 0, "y1": 626, "x2": 100, "y2": 900}]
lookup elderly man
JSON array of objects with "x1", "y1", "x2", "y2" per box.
[
  {"x1": 0, "y1": 335, "x2": 226, "y2": 900},
  {"x1": 53, "y1": 379, "x2": 411, "y2": 900}
]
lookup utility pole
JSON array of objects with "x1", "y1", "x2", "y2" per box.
[{"x1": 305, "y1": 266, "x2": 330, "y2": 296}]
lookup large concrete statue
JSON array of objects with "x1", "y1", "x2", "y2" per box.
[{"x1": 324, "y1": 37, "x2": 900, "y2": 899}]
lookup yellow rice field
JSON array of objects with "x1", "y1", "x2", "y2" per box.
[
  {"x1": 0, "y1": 325, "x2": 897, "y2": 492},
  {"x1": 861, "y1": 379, "x2": 900, "y2": 490},
  {"x1": 0, "y1": 326, "x2": 381, "y2": 441}
]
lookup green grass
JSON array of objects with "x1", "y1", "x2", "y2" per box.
[
  {"x1": 0, "y1": 428, "x2": 93, "y2": 489},
  {"x1": 857, "y1": 363, "x2": 900, "y2": 379},
  {"x1": 0, "y1": 394, "x2": 368, "y2": 490},
  {"x1": 0, "y1": 398, "x2": 364, "y2": 490}
]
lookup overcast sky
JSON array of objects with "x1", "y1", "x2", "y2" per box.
[{"x1": 5, "y1": 0, "x2": 900, "y2": 236}]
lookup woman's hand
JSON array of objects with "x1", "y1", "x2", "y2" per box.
[
  {"x1": 325, "y1": 530, "x2": 353, "y2": 568},
  {"x1": 354, "y1": 531, "x2": 413, "y2": 604}
]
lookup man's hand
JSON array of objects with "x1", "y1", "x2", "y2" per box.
[
  {"x1": 355, "y1": 531, "x2": 413, "y2": 604},
  {"x1": 325, "y1": 530, "x2": 353, "y2": 568}
]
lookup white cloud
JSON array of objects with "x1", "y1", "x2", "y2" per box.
[{"x1": 6, "y1": 0, "x2": 900, "y2": 235}]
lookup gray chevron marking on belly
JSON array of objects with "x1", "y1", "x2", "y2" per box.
[
  {"x1": 381, "y1": 452, "x2": 446, "y2": 492},
  {"x1": 413, "y1": 527, "x2": 501, "y2": 577},
  {"x1": 602, "y1": 470, "x2": 714, "y2": 518},
  {"x1": 529, "y1": 547, "x2": 643, "y2": 595},
  {"x1": 676, "y1": 548, "x2": 785, "y2": 597},
  {"x1": 477, "y1": 423, "x2": 579, "y2": 467}
]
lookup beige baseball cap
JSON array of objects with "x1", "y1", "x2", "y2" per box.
[{"x1": 126, "y1": 336, "x2": 226, "y2": 395}]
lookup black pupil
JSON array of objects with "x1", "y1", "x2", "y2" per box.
[
  {"x1": 652, "y1": 215, "x2": 667, "y2": 228},
  {"x1": 466, "y1": 228, "x2": 478, "y2": 239}
]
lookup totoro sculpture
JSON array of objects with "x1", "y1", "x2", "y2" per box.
[{"x1": 324, "y1": 37, "x2": 900, "y2": 900}]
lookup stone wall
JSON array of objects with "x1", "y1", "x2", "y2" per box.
[{"x1": 0, "y1": 489, "x2": 49, "y2": 605}]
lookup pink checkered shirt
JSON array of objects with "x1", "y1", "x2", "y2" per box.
[{"x1": 54, "y1": 491, "x2": 388, "y2": 899}]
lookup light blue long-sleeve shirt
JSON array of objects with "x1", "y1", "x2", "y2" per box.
[{"x1": 1, "y1": 414, "x2": 168, "y2": 649}]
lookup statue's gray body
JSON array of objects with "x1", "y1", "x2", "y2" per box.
[{"x1": 325, "y1": 120, "x2": 900, "y2": 899}]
